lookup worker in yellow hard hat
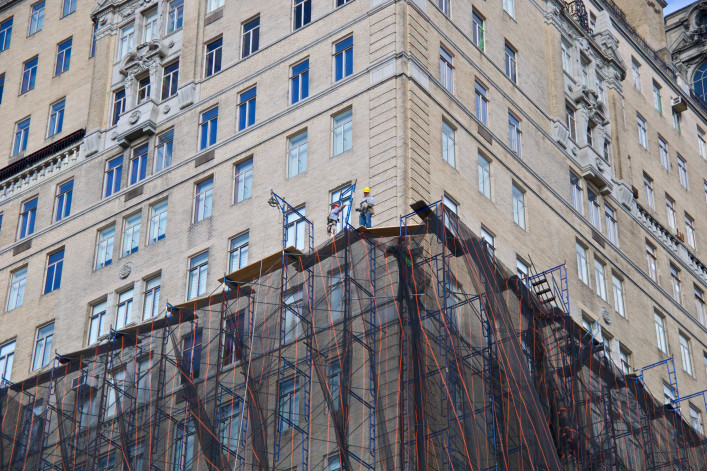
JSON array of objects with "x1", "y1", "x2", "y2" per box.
[{"x1": 355, "y1": 187, "x2": 375, "y2": 228}]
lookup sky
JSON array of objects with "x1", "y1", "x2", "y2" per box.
[{"x1": 664, "y1": 0, "x2": 698, "y2": 15}]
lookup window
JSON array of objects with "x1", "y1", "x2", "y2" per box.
[
  {"x1": 61, "y1": 0, "x2": 76, "y2": 16},
  {"x1": 279, "y1": 378, "x2": 299, "y2": 430},
  {"x1": 332, "y1": 109, "x2": 352, "y2": 156},
  {"x1": 234, "y1": 159, "x2": 253, "y2": 203},
  {"x1": 242, "y1": 16, "x2": 260, "y2": 58},
  {"x1": 0, "y1": 18, "x2": 12, "y2": 52},
  {"x1": 228, "y1": 232, "x2": 249, "y2": 272},
  {"x1": 480, "y1": 226, "x2": 495, "y2": 257},
  {"x1": 47, "y1": 99, "x2": 65, "y2": 137},
  {"x1": 680, "y1": 333, "x2": 693, "y2": 375},
  {"x1": 516, "y1": 258, "x2": 529, "y2": 282},
  {"x1": 512, "y1": 184, "x2": 525, "y2": 229},
  {"x1": 475, "y1": 81, "x2": 488, "y2": 126},
  {"x1": 678, "y1": 155, "x2": 688, "y2": 189},
  {"x1": 443, "y1": 195, "x2": 458, "y2": 235},
  {"x1": 285, "y1": 132, "x2": 308, "y2": 180},
  {"x1": 561, "y1": 39, "x2": 571, "y2": 73},
  {"x1": 631, "y1": 58, "x2": 640, "y2": 90},
  {"x1": 147, "y1": 199, "x2": 167, "y2": 244},
  {"x1": 646, "y1": 242, "x2": 658, "y2": 281},
  {"x1": 143, "y1": 9, "x2": 158, "y2": 42},
  {"x1": 637, "y1": 114, "x2": 648, "y2": 149},
  {"x1": 154, "y1": 129, "x2": 173, "y2": 171},
  {"x1": 187, "y1": 252, "x2": 208, "y2": 300},
  {"x1": 0, "y1": 341, "x2": 15, "y2": 382},
  {"x1": 88, "y1": 301, "x2": 107, "y2": 345},
  {"x1": 205, "y1": 38, "x2": 222, "y2": 77},
  {"x1": 286, "y1": 207, "x2": 307, "y2": 251},
  {"x1": 663, "y1": 383, "x2": 675, "y2": 405},
  {"x1": 596, "y1": 76, "x2": 604, "y2": 102},
  {"x1": 437, "y1": 0, "x2": 450, "y2": 15},
  {"x1": 659, "y1": 137, "x2": 670, "y2": 170},
  {"x1": 7, "y1": 267, "x2": 27, "y2": 310},
  {"x1": 116, "y1": 288, "x2": 133, "y2": 329},
  {"x1": 208, "y1": 0, "x2": 224, "y2": 12},
  {"x1": 119, "y1": 23, "x2": 134, "y2": 59},
  {"x1": 112, "y1": 89, "x2": 126, "y2": 125},
  {"x1": 95, "y1": 226, "x2": 115, "y2": 269},
  {"x1": 570, "y1": 171, "x2": 583, "y2": 214},
  {"x1": 18, "y1": 197, "x2": 37, "y2": 240},
  {"x1": 103, "y1": 156, "x2": 123, "y2": 198},
  {"x1": 122, "y1": 213, "x2": 140, "y2": 256},
  {"x1": 44, "y1": 250, "x2": 64, "y2": 294},
  {"x1": 293, "y1": 0, "x2": 311, "y2": 30},
  {"x1": 161, "y1": 60, "x2": 179, "y2": 100},
  {"x1": 167, "y1": 0, "x2": 183, "y2": 33},
  {"x1": 654, "y1": 311, "x2": 668, "y2": 353},
  {"x1": 566, "y1": 105, "x2": 576, "y2": 141},
  {"x1": 129, "y1": 143, "x2": 148, "y2": 185},
  {"x1": 173, "y1": 419, "x2": 195, "y2": 470},
  {"x1": 336, "y1": 0, "x2": 352, "y2": 6},
  {"x1": 580, "y1": 58, "x2": 589, "y2": 86},
  {"x1": 199, "y1": 107, "x2": 218, "y2": 150},
  {"x1": 334, "y1": 36, "x2": 353, "y2": 81},
  {"x1": 478, "y1": 154, "x2": 491, "y2": 199},
  {"x1": 698, "y1": 128, "x2": 706, "y2": 160},
  {"x1": 605, "y1": 204, "x2": 618, "y2": 245},
  {"x1": 29, "y1": 2, "x2": 44, "y2": 35},
  {"x1": 472, "y1": 12, "x2": 484, "y2": 51},
  {"x1": 695, "y1": 285, "x2": 705, "y2": 327},
  {"x1": 290, "y1": 59, "x2": 309, "y2": 104},
  {"x1": 588, "y1": 189, "x2": 601, "y2": 231},
  {"x1": 670, "y1": 264, "x2": 681, "y2": 304},
  {"x1": 21, "y1": 57, "x2": 37, "y2": 94},
  {"x1": 611, "y1": 274, "x2": 625, "y2": 316},
  {"x1": 143, "y1": 275, "x2": 161, "y2": 320},
  {"x1": 40, "y1": 346, "x2": 59, "y2": 388},
  {"x1": 442, "y1": 120, "x2": 455, "y2": 166},
  {"x1": 685, "y1": 213, "x2": 696, "y2": 249},
  {"x1": 594, "y1": 259, "x2": 607, "y2": 301},
  {"x1": 222, "y1": 312, "x2": 245, "y2": 366},
  {"x1": 0, "y1": 74, "x2": 4, "y2": 105},
  {"x1": 508, "y1": 112, "x2": 521, "y2": 156},
  {"x1": 673, "y1": 110, "x2": 681, "y2": 134},
  {"x1": 643, "y1": 173, "x2": 655, "y2": 208},
  {"x1": 440, "y1": 46, "x2": 453, "y2": 92},
  {"x1": 618, "y1": 345, "x2": 631, "y2": 374},
  {"x1": 666, "y1": 195, "x2": 676, "y2": 230},
  {"x1": 182, "y1": 330, "x2": 202, "y2": 380},
  {"x1": 504, "y1": 43, "x2": 517, "y2": 83},
  {"x1": 329, "y1": 360, "x2": 342, "y2": 411},
  {"x1": 194, "y1": 178, "x2": 213, "y2": 222},
  {"x1": 13, "y1": 117, "x2": 31, "y2": 155},
  {"x1": 653, "y1": 82, "x2": 662, "y2": 113},
  {"x1": 689, "y1": 406, "x2": 703, "y2": 435},
  {"x1": 238, "y1": 87, "x2": 256, "y2": 131},
  {"x1": 284, "y1": 289, "x2": 303, "y2": 342},
  {"x1": 54, "y1": 38, "x2": 73, "y2": 77},
  {"x1": 576, "y1": 242, "x2": 589, "y2": 285},
  {"x1": 90, "y1": 22, "x2": 97, "y2": 57},
  {"x1": 219, "y1": 400, "x2": 241, "y2": 452},
  {"x1": 503, "y1": 0, "x2": 514, "y2": 17}
]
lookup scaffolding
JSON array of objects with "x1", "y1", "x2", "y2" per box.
[{"x1": 1, "y1": 202, "x2": 706, "y2": 471}]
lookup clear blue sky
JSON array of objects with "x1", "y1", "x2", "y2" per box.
[{"x1": 665, "y1": 0, "x2": 697, "y2": 15}]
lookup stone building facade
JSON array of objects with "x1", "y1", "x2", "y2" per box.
[{"x1": 0, "y1": 0, "x2": 706, "y2": 451}]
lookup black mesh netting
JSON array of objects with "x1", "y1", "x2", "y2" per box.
[{"x1": 1, "y1": 205, "x2": 705, "y2": 470}]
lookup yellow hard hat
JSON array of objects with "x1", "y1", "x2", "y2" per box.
[{"x1": 363, "y1": 187, "x2": 370, "y2": 193}]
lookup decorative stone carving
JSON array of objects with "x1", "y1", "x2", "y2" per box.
[
  {"x1": 163, "y1": 105, "x2": 171, "y2": 113},
  {"x1": 601, "y1": 306, "x2": 612, "y2": 325},
  {"x1": 119, "y1": 40, "x2": 169, "y2": 77},
  {"x1": 118, "y1": 264, "x2": 132, "y2": 279},
  {"x1": 129, "y1": 110, "x2": 141, "y2": 124},
  {"x1": 83, "y1": 132, "x2": 102, "y2": 157},
  {"x1": 552, "y1": 120, "x2": 570, "y2": 148}
]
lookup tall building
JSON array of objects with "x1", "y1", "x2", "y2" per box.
[{"x1": 0, "y1": 0, "x2": 706, "y2": 468}]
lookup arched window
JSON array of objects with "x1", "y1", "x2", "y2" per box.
[{"x1": 693, "y1": 62, "x2": 707, "y2": 102}]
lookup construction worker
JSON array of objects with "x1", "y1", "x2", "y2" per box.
[
  {"x1": 355, "y1": 187, "x2": 375, "y2": 228},
  {"x1": 327, "y1": 201, "x2": 349, "y2": 237}
]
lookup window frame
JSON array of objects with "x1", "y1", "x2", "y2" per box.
[
  {"x1": 88, "y1": 300, "x2": 108, "y2": 345},
  {"x1": 13, "y1": 116, "x2": 31, "y2": 155},
  {"x1": 95, "y1": 225, "x2": 115, "y2": 270},
  {"x1": 194, "y1": 177, "x2": 214, "y2": 223},
  {"x1": 154, "y1": 129, "x2": 173, "y2": 172},
  {"x1": 512, "y1": 183, "x2": 525, "y2": 229},
  {"x1": 293, "y1": 0, "x2": 312, "y2": 30},
  {"x1": 472, "y1": 11, "x2": 484, "y2": 51},
  {"x1": 47, "y1": 98, "x2": 65, "y2": 137},
  {"x1": 7, "y1": 266, "x2": 27, "y2": 311},
  {"x1": 332, "y1": 109, "x2": 353, "y2": 156},
  {"x1": 228, "y1": 232, "x2": 249, "y2": 272},
  {"x1": 148, "y1": 199, "x2": 168, "y2": 244},
  {"x1": 504, "y1": 42, "x2": 517, "y2": 83},
  {"x1": 576, "y1": 242, "x2": 589, "y2": 285},
  {"x1": 31, "y1": 322, "x2": 53, "y2": 371},
  {"x1": 53, "y1": 178, "x2": 73, "y2": 223},
  {"x1": 204, "y1": 37, "x2": 223, "y2": 78},
  {"x1": 478, "y1": 153, "x2": 491, "y2": 199},
  {"x1": 637, "y1": 114, "x2": 648, "y2": 149},
  {"x1": 143, "y1": 275, "x2": 161, "y2": 320},
  {"x1": 167, "y1": 0, "x2": 184, "y2": 33},
  {"x1": 234, "y1": 158, "x2": 253, "y2": 203},
  {"x1": 103, "y1": 155, "x2": 124, "y2": 198},
  {"x1": 442, "y1": 120, "x2": 456, "y2": 167},
  {"x1": 17, "y1": 196, "x2": 37, "y2": 240},
  {"x1": 238, "y1": 86, "x2": 257, "y2": 131},
  {"x1": 333, "y1": 35, "x2": 353, "y2": 82},
  {"x1": 440, "y1": 45, "x2": 453, "y2": 92},
  {"x1": 187, "y1": 251, "x2": 209, "y2": 300},
  {"x1": 475, "y1": 81, "x2": 488, "y2": 126},
  {"x1": 161, "y1": 60, "x2": 179, "y2": 100},
  {"x1": 508, "y1": 111, "x2": 521, "y2": 156},
  {"x1": 612, "y1": 274, "x2": 625, "y2": 317},
  {"x1": 199, "y1": 106, "x2": 219, "y2": 150},
  {"x1": 654, "y1": 311, "x2": 668, "y2": 353},
  {"x1": 28, "y1": 1, "x2": 44, "y2": 35},
  {"x1": 21, "y1": 56, "x2": 38, "y2": 94},
  {"x1": 44, "y1": 249, "x2": 64, "y2": 294},
  {"x1": 55, "y1": 37, "x2": 72, "y2": 76},
  {"x1": 121, "y1": 212, "x2": 141, "y2": 257},
  {"x1": 129, "y1": 142, "x2": 148, "y2": 186},
  {"x1": 0, "y1": 17, "x2": 12, "y2": 52},
  {"x1": 241, "y1": 16, "x2": 260, "y2": 59},
  {"x1": 290, "y1": 58, "x2": 310, "y2": 105},
  {"x1": 112, "y1": 88, "x2": 126, "y2": 125}
]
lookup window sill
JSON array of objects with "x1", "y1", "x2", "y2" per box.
[{"x1": 332, "y1": 148, "x2": 352, "y2": 159}]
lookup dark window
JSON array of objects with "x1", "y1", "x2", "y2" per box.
[
  {"x1": 205, "y1": 38, "x2": 222, "y2": 77},
  {"x1": 182, "y1": 330, "x2": 202, "y2": 382},
  {"x1": 293, "y1": 0, "x2": 311, "y2": 30},
  {"x1": 334, "y1": 36, "x2": 353, "y2": 81},
  {"x1": 242, "y1": 17, "x2": 260, "y2": 58}
]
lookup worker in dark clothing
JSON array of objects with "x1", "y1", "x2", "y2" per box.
[{"x1": 355, "y1": 187, "x2": 375, "y2": 228}]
